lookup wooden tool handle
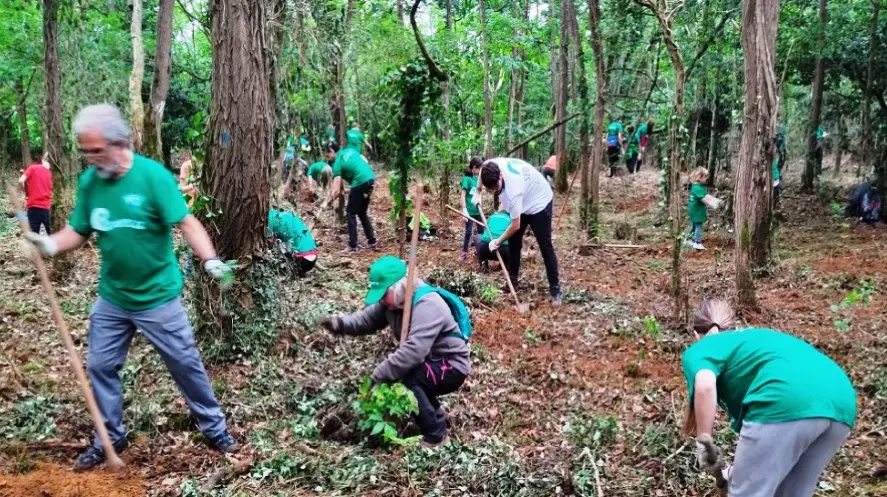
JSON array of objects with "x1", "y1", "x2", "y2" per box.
[
  {"x1": 399, "y1": 185, "x2": 424, "y2": 343},
  {"x1": 7, "y1": 186, "x2": 124, "y2": 469}
]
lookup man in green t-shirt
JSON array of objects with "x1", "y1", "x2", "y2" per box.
[
  {"x1": 459, "y1": 161, "x2": 484, "y2": 261},
  {"x1": 682, "y1": 299, "x2": 855, "y2": 496},
  {"x1": 305, "y1": 160, "x2": 333, "y2": 193},
  {"x1": 24, "y1": 104, "x2": 238, "y2": 471},
  {"x1": 326, "y1": 141, "x2": 378, "y2": 252},
  {"x1": 476, "y1": 210, "x2": 511, "y2": 270},
  {"x1": 606, "y1": 119, "x2": 625, "y2": 175},
  {"x1": 268, "y1": 209, "x2": 318, "y2": 275}
]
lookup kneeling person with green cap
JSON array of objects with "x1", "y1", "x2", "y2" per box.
[{"x1": 319, "y1": 256, "x2": 471, "y2": 447}]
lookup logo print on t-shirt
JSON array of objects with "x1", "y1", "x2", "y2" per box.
[
  {"x1": 123, "y1": 194, "x2": 145, "y2": 213},
  {"x1": 90, "y1": 208, "x2": 147, "y2": 232}
]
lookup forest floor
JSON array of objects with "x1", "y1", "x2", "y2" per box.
[{"x1": 1, "y1": 158, "x2": 886, "y2": 497}]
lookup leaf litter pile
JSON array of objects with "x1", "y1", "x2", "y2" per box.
[{"x1": 1, "y1": 166, "x2": 886, "y2": 496}]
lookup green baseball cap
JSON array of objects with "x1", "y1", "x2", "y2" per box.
[{"x1": 365, "y1": 256, "x2": 407, "y2": 304}]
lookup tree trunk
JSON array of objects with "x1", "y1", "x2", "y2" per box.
[
  {"x1": 801, "y1": 0, "x2": 827, "y2": 191},
  {"x1": 506, "y1": 0, "x2": 522, "y2": 153},
  {"x1": 735, "y1": 0, "x2": 779, "y2": 309},
  {"x1": 397, "y1": 0, "x2": 404, "y2": 24},
  {"x1": 129, "y1": 0, "x2": 145, "y2": 152},
  {"x1": 480, "y1": 0, "x2": 494, "y2": 157},
  {"x1": 833, "y1": 115, "x2": 843, "y2": 176},
  {"x1": 43, "y1": 0, "x2": 67, "y2": 209},
  {"x1": 142, "y1": 0, "x2": 174, "y2": 162},
  {"x1": 706, "y1": 91, "x2": 719, "y2": 187},
  {"x1": 15, "y1": 79, "x2": 32, "y2": 168},
  {"x1": 440, "y1": 0, "x2": 454, "y2": 224},
  {"x1": 584, "y1": 0, "x2": 604, "y2": 239},
  {"x1": 860, "y1": 0, "x2": 880, "y2": 178},
  {"x1": 554, "y1": 0, "x2": 570, "y2": 193},
  {"x1": 335, "y1": 0, "x2": 356, "y2": 224}
]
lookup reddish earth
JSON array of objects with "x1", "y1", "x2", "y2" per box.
[{"x1": 0, "y1": 463, "x2": 145, "y2": 497}]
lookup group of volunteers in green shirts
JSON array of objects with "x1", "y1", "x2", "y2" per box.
[{"x1": 606, "y1": 118, "x2": 654, "y2": 176}]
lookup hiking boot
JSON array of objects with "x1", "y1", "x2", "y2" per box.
[
  {"x1": 74, "y1": 439, "x2": 129, "y2": 472},
  {"x1": 208, "y1": 431, "x2": 240, "y2": 454},
  {"x1": 420, "y1": 434, "x2": 449, "y2": 448},
  {"x1": 459, "y1": 251, "x2": 468, "y2": 261},
  {"x1": 692, "y1": 242, "x2": 706, "y2": 251}
]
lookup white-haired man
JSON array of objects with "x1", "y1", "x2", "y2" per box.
[{"x1": 25, "y1": 104, "x2": 238, "y2": 471}]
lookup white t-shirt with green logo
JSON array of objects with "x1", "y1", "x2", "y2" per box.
[{"x1": 69, "y1": 154, "x2": 189, "y2": 311}]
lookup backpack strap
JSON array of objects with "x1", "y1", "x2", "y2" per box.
[{"x1": 412, "y1": 285, "x2": 467, "y2": 341}]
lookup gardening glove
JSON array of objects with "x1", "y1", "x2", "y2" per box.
[
  {"x1": 203, "y1": 258, "x2": 233, "y2": 289},
  {"x1": 318, "y1": 316, "x2": 342, "y2": 335},
  {"x1": 24, "y1": 232, "x2": 58, "y2": 257},
  {"x1": 695, "y1": 434, "x2": 725, "y2": 475},
  {"x1": 489, "y1": 238, "x2": 501, "y2": 252},
  {"x1": 470, "y1": 188, "x2": 482, "y2": 207}
]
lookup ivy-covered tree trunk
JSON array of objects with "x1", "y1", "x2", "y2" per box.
[
  {"x1": 197, "y1": 0, "x2": 273, "y2": 353},
  {"x1": 43, "y1": 0, "x2": 68, "y2": 225},
  {"x1": 583, "y1": 0, "x2": 605, "y2": 239},
  {"x1": 142, "y1": 0, "x2": 174, "y2": 163},
  {"x1": 801, "y1": 0, "x2": 827, "y2": 191},
  {"x1": 554, "y1": 0, "x2": 570, "y2": 193},
  {"x1": 735, "y1": 0, "x2": 779, "y2": 309},
  {"x1": 860, "y1": 0, "x2": 880, "y2": 178},
  {"x1": 440, "y1": 0, "x2": 454, "y2": 224},
  {"x1": 129, "y1": 0, "x2": 145, "y2": 152},
  {"x1": 479, "y1": 0, "x2": 494, "y2": 158},
  {"x1": 15, "y1": 79, "x2": 31, "y2": 168}
]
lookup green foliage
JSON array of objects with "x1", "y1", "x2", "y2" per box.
[
  {"x1": 829, "y1": 279, "x2": 877, "y2": 333},
  {"x1": 426, "y1": 267, "x2": 495, "y2": 300},
  {"x1": 353, "y1": 377, "x2": 420, "y2": 446},
  {"x1": 564, "y1": 414, "x2": 620, "y2": 451},
  {"x1": 0, "y1": 396, "x2": 57, "y2": 442}
]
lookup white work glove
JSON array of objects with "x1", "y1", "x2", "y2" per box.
[
  {"x1": 462, "y1": 206, "x2": 470, "y2": 219},
  {"x1": 695, "y1": 435, "x2": 725, "y2": 475},
  {"x1": 709, "y1": 197, "x2": 724, "y2": 210},
  {"x1": 470, "y1": 188, "x2": 482, "y2": 207},
  {"x1": 773, "y1": 179, "x2": 781, "y2": 188},
  {"x1": 489, "y1": 238, "x2": 501, "y2": 252},
  {"x1": 203, "y1": 258, "x2": 234, "y2": 288},
  {"x1": 25, "y1": 232, "x2": 58, "y2": 257}
]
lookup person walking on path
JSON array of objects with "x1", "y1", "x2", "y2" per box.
[
  {"x1": 682, "y1": 299, "x2": 856, "y2": 497},
  {"x1": 633, "y1": 119, "x2": 654, "y2": 172},
  {"x1": 326, "y1": 141, "x2": 378, "y2": 253},
  {"x1": 606, "y1": 118, "x2": 625, "y2": 176},
  {"x1": 24, "y1": 104, "x2": 238, "y2": 471},
  {"x1": 459, "y1": 158, "x2": 485, "y2": 261},
  {"x1": 19, "y1": 152, "x2": 53, "y2": 234},
  {"x1": 685, "y1": 167, "x2": 722, "y2": 251},
  {"x1": 478, "y1": 157, "x2": 562, "y2": 304},
  {"x1": 319, "y1": 256, "x2": 471, "y2": 447}
]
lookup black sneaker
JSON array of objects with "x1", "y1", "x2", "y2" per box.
[
  {"x1": 550, "y1": 288, "x2": 563, "y2": 306},
  {"x1": 74, "y1": 439, "x2": 129, "y2": 472},
  {"x1": 364, "y1": 241, "x2": 380, "y2": 251},
  {"x1": 208, "y1": 431, "x2": 240, "y2": 453}
]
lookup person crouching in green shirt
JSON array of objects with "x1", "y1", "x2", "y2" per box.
[
  {"x1": 682, "y1": 299, "x2": 855, "y2": 497},
  {"x1": 685, "y1": 167, "x2": 722, "y2": 251},
  {"x1": 325, "y1": 142, "x2": 378, "y2": 253},
  {"x1": 24, "y1": 104, "x2": 238, "y2": 471},
  {"x1": 306, "y1": 160, "x2": 333, "y2": 194},
  {"x1": 476, "y1": 210, "x2": 511, "y2": 271},
  {"x1": 268, "y1": 209, "x2": 318, "y2": 276}
]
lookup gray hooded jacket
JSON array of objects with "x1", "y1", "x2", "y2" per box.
[{"x1": 338, "y1": 288, "x2": 471, "y2": 384}]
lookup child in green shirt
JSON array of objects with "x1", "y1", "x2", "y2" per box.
[
  {"x1": 685, "y1": 167, "x2": 722, "y2": 251},
  {"x1": 682, "y1": 299, "x2": 855, "y2": 497},
  {"x1": 459, "y1": 158, "x2": 485, "y2": 261}
]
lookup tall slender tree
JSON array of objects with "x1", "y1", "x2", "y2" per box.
[
  {"x1": 479, "y1": 0, "x2": 494, "y2": 157},
  {"x1": 860, "y1": 0, "x2": 880, "y2": 178},
  {"x1": 15, "y1": 79, "x2": 32, "y2": 168},
  {"x1": 801, "y1": 0, "x2": 827, "y2": 191},
  {"x1": 142, "y1": 0, "x2": 175, "y2": 162},
  {"x1": 584, "y1": 0, "x2": 605, "y2": 238},
  {"x1": 129, "y1": 0, "x2": 145, "y2": 152},
  {"x1": 554, "y1": 0, "x2": 570, "y2": 193},
  {"x1": 734, "y1": 0, "x2": 780, "y2": 308},
  {"x1": 43, "y1": 0, "x2": 66, "y2": 204}
]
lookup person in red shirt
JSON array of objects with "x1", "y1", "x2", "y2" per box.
[{"x1": 18, "y1": 152, "x2": 53, "y2": 234}]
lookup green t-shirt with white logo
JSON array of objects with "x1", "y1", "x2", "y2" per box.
[
  {"x1": 332, "y1": 148, "x2": 375, "y2": 187},
  {"x1": 460, "y1": 175, "x2": 480, "y2": 216},
  {"x1": 268, "y1": 210, "x2": 317, "y2": 254},
  {"x1": 306, "y1": 161, "x2": 330, "y2": 181},
  {"x1": 481, "y1": 211, "x2": 511, "y2": 246},
  {"x1": 69, "y1": 154, "x2": 188, "y2": 311},
  {"x1": 682, "y1": 328, "x2": 856, "y2": 432}
]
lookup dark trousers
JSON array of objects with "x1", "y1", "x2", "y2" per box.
[
  {"x1": 461, "y1": 215, "x2": 485, "y2": 251},
  {"x1": 346, "y1": 180, "x2": 376, "y2": 249},
  {"x1": 508, "y1": 201, "x2": 560, "y2": 295},
  {"x1": 402, "y1": 359, "x2": 466, "y2": 443},
  {"x1": 292, "y1": 255, "x2": 316, "y2": 276},
  {"x1": 626, "y1": 153, "x2": 640, "y2": 174},
  {"x1": 476, "y1": 240, "x2": 509, "y2": 267},
  {"x1": 607, "y1": 146, "x2": 621, "y2": 166},
  {"x1": 27, "y1": 207, "x2": 51, "y2": 234}
]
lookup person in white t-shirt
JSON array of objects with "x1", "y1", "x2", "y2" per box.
[{"x1": 476, "y1": 157, "x2": 562, "y2": 304}]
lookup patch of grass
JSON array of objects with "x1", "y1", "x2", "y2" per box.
[
  {"x1": 524, "y1": 327, "x2": 542, "y2": 345},
  {"x1": 0, "y1": 395, "x2": 58, "y2": 442},
  {"x1": 641, "y1": 315, "x2": 662, "y2": 340},
  {"x1": 644, "y1": 260, "x2": 667, "y2": 272},
  {"x1": 478, "y1": 283, "x2": 502, "y2": 304},
  {"x1": 563, "y1": 288, "x2": 594, "y2": 304},
  {"x1": 564, "y1": 413, "x2": 620, "y2": 451}
]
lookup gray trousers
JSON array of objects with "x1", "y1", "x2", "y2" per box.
[
  {"x1": 87, "y1": 297, "x2": 227, "y2": 450},
  {"x1": 730, "y1": 418, "x2": 851, "y2": 497}
]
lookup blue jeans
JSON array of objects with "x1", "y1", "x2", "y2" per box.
[
  {"x1": 87, "y1": 297, "x2": 227, "y2": 449},
  {"x1": 461, "y1": 215, "x2": 485, "y2": 252},
  {"x1": 690, "y1": 222, "x2": 703, "y2": 243}
]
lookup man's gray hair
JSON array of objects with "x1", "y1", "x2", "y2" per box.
[
  {"x1": 389, "y1": 276, "x2": 425, "y2": 308},
  {"x1": 72, "y1": 104, "x2": 131, "y2": 146}
]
